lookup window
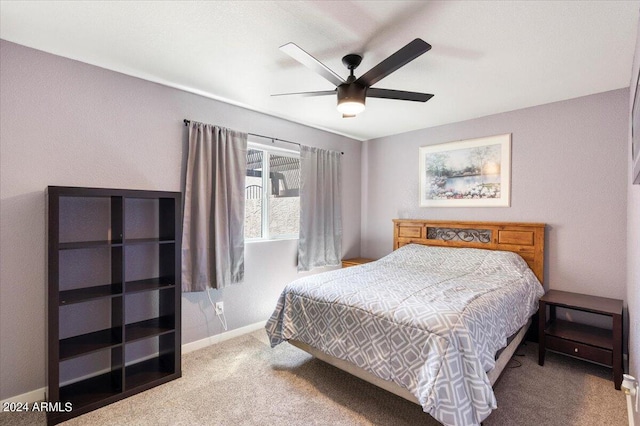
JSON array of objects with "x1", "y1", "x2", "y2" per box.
[{"x1": 245, "y1": 143, "x2": 300, "y2": 240}]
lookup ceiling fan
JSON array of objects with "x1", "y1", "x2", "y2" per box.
[{"x1": 275, "y1": 38, "x2": 434, "y2": 118}]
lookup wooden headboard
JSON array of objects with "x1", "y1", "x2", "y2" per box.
[{"x1": 393, "y1": 219, "x2": 545, "y2": 285}]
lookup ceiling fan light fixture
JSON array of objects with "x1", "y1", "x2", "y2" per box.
[
  {"x1": 337, "y1": 100, "x2": 365, "y2": 115},
  {"x1": 337, "y1": 83, "x2": 366, "y2": 116}
]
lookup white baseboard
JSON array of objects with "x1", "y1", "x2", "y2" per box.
[
  {"x1": 0, "y1": 320, "x2": 267, "y2": 406},
  {"x1": 182, "y1": 320, "x2": 267, "y2": 354},
  {"x1": 0, "y1": 388, "x2": 46, "y2": 405}
]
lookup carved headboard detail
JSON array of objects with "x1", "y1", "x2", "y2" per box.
[{"x1": 393, "y1": 219, "x2": 545, "y2": 285}]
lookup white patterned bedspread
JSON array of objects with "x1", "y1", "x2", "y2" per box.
[{"x1": 265, "y1": 244, "x2": 544, "y2": 426}]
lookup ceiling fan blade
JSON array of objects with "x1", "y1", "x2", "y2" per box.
[
  {"x1": 367, "y1": 88, "x2": 434, "y2": 102},
  {"x1": 271, "y1": 90, "x2": 336, "y2": 97},
  {"x1": 280, "y1": 42, "x2": 345, "y2": 87},
  {"x1": 356, "y1": 38, "x2": 431, "y2": 87}
]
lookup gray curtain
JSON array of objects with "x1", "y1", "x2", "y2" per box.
[
  {"x1": 297, "y1": 146, "x2": 342, "y2": 271},
  {"x1": 182, "y1": 121, "x2": 247, "y2": 291}
]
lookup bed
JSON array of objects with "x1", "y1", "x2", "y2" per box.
[{"x1": 266, "y1": 220, "x2": 545, "y2": 426}]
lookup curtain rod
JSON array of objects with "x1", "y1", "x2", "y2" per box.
[{"x1": 183, "y1": 119, "x2": 343, "y2": 155}]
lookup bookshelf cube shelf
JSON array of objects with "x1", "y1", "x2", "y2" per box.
[{"x1": 46, "y1": 186, "x2": 181, "y2": 425}]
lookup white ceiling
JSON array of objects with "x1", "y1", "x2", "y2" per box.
[{"x1": 1, "y1": 1, "x2": 639, "y2": 141}]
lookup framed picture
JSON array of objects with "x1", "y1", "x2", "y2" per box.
[
  {"x1": 419, "y1": 134, "x2": 511, "y2": 207},
  {"x1": 632, "y1": 67, "x2": 640, "y2": 185}
]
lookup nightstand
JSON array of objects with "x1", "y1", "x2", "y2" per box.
[
  {"x1": 341, "y1": 257, "x2": 375, "y2": 268},
  {"x1": 538, "y1": 290, "x2": 623, "y2": 389}
]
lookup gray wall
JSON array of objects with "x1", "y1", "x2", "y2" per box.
[
  {"x1": 0, "y1": 40, "x2": 362, "y2": 400},
  {"x1": 626, "y1": 13, "x2": 640, "y2": 426},
  {"x1": 361, "y1": 89, "x2": 629, "y2": 302}
]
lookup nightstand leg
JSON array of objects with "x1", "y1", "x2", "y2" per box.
[{"x1": 538, "y1": 301, "x2": 546, "y2": 366}]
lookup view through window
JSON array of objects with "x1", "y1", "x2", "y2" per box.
[{"x1": 245, "y1": 145, "x2": 300, "y2": 239}]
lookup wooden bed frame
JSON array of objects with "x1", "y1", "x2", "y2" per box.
[{"x1": 290, "y1": 219, "x2": 546, "y2": 406}]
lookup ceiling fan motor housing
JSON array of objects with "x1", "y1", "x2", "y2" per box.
[
  {"x1": 338, "y1": 53, "x2": 366, "y2": 110},
  {"x1": 337, "y1": 82, "x2": 366, "y2": 106}
]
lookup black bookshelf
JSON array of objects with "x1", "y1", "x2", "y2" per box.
[{"x1": 46, "y1": 186, "x2": 182, "y2": 425}]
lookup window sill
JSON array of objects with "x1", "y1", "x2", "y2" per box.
[{"x1": 245, "y1": 237, "x2": 299, "y2": 244}]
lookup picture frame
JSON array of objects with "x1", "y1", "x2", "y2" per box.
[
  {"x1": 419, "y1": 134, "x2": 511, "y2": 207},
  {"x1": 632, "y1": 67, "x2": 640, "y2": 184}
]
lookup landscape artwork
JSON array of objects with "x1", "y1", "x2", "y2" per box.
[{"x1": 419, "y1": 134, "x2": 511, "y2": 207}]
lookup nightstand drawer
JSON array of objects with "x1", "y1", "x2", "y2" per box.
[{"x1": 545, "y1": 335, "x2": 612, "y2": 366}]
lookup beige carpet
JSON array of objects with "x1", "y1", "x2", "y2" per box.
[{"x1": 1, "y1": 330, "x2": 627, "y2": 426}]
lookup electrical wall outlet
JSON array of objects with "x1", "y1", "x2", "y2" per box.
[{"x1": 215, "y1": 301, "x2": 224, "y2": 315}]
